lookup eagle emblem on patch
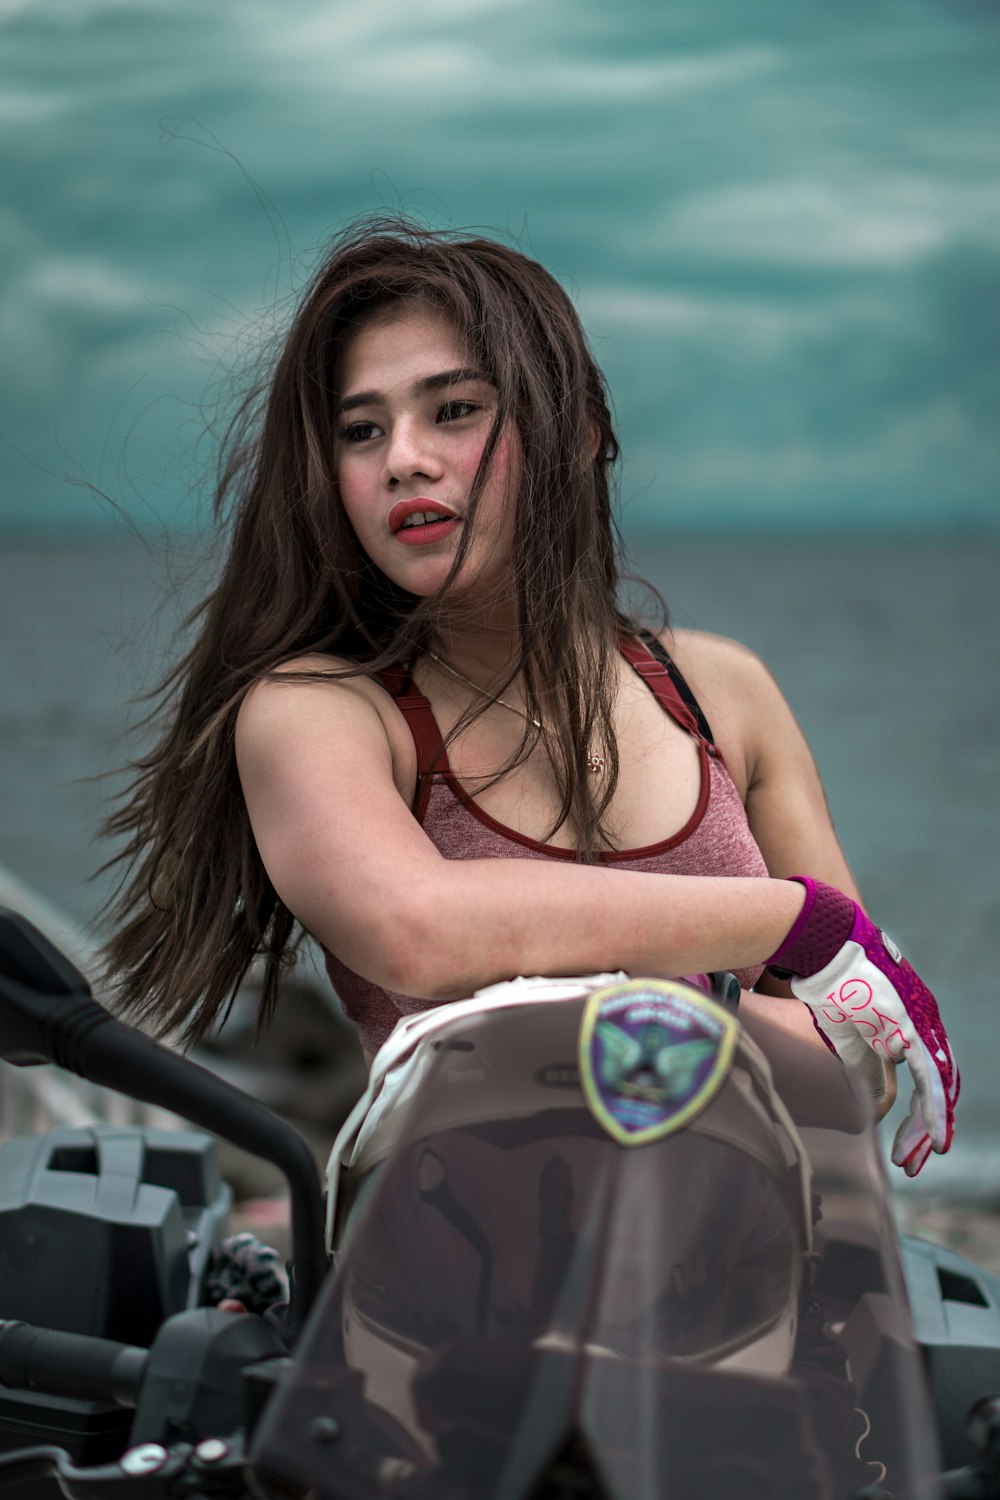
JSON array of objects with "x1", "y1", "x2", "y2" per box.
[{"x1": 578, "y1": 979, "x2": 738, "y2": 1146}]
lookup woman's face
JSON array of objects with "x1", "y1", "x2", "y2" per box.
[{"x1": 333, "y1": 303, "x2": 520, "y2": 603}]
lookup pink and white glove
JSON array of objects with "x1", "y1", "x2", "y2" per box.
[{"x1": 767, "y1": 877, "x2": 959, "y2": 1177}]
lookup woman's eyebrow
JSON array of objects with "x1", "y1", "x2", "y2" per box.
[{"x1": 336, "y1": 367, "x2": 491, "y2": 415}]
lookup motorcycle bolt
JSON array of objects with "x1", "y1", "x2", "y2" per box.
[
  {"x1": 195, "y1": 1438, "x2": 229, "y2": 1464},
  {"x1": 309, "y1": 1417, "x2": 341, "y2": 1444},
  {"x1": 120, "y1": 1444, "x2": 169, "y2": 1476}
]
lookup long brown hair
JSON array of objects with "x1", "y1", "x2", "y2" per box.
[{"x1": 102, "y1": 216, "x2": 662, "y2": 1043}]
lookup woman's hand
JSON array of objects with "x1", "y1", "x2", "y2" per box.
[{"x1": 767, "y1": 876, "x2": 960, "y2": 1176}]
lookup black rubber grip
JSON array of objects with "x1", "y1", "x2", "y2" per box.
[{"x1": 0, "y1": 1320, "x2": 146, "y2": 1407}]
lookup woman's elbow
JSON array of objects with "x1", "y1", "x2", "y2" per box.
[{"x1": 345, "y1": 890, "x2": 467, "y2": 1001}]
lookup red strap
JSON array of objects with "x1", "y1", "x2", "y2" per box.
[
  {"x1": 376, "y1": 669, "x2": 447, "y2": 821},
  {"x1": 617, "y1": 635, "x2": 702, "y2": 741}
]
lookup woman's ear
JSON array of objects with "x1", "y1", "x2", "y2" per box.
[{"x1": 589, "y1": 423, "x2": 601, "y2": 461}]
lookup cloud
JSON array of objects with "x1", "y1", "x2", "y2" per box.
[
  {"x1": 28, "y1": 258, "x2": 151, "y2": 312},
  {"x1": 0, "y1": 0, "x2": 166, "y2": 21},
  {"x1": 251, "y1": 0, "x2": 778, "y2": 111},
  {"x1": 657, "y1": 176, "x2": 1000, "y2": 269},
  {"x1": 580, "y1": 284, "x2": 840, "y2": 355},
  {"x1": 0, "y1": 88, "x2": 67, "y2": 122}
]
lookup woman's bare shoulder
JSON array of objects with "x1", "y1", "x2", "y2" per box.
[
  {"x1": 659, "y1": 627, "x2": 780, "y2": 711},
  {"x1": 236, "y1": 653, "x2": 417, "y2": 794},
  {"x1": 238, "y1": 650, "x2": 414, "y2": 716},
  {"x1": 655, "y1": 628, "x2": 787, "y2": 784}
]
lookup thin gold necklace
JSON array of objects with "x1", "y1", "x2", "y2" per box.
[
  {"x1": 426, "y1": 650, "x2": 543, "y2": 728},
  {"x1": 425, "y1": 650, "x2": 606, "y2": 773}
]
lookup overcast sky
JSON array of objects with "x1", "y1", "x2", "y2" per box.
[{"x1": 2, "y1": 0, "x2": 998, "y2": 534}]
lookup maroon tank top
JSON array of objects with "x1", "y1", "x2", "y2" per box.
[{"x1": 324, "y1": 635, "x2": 769, "y2": 1057}]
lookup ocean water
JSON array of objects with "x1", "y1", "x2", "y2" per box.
[{"x1": 1, "y1": 536, "x2": 997, "y2": 1158}]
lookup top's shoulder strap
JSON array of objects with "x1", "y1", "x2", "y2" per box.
[
  {"x1": 375, "y1": 667, "x2": 447, "y2": 820},
  {"x1": 626, "y1": 630, "x2": 717, "y2": 748}
]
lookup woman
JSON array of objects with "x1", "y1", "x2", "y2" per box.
[{"x1": 103, "y1": 218, "x2": 957, "y2": 1176}]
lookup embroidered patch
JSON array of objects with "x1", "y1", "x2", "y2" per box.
[{"x1": 578, "y1": 979, "x2": 738, "y2": 1146}]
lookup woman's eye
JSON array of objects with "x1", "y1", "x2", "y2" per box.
[
  {"x1": 340, "y1": 420, "x2": 382, "y2": 443},
  {"x1": 437, "y1": 400, "x2": 479, "y2": 423}
]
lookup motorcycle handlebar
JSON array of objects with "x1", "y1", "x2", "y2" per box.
[
  {"x1": 0, "y1": 908, "x2": 326, "y2": 1337},
  {"x1": 0, "y1": 1319, "x2": 146, "y2": 1409}
]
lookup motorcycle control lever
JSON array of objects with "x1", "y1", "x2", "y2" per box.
[{"x1": 0, "y1": 1435, "x2": 248, "y2": 1499}]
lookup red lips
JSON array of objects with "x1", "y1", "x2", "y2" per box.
[{"x1": 386, "y1": 498, "x2": 458, "y2": 534}]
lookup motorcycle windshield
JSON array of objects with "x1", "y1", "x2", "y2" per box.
[{"x1": 249, "y1": 988, "x2": 940, "y2": 1500}]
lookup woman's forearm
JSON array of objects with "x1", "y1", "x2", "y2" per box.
[{"x1": 352, "y1": 861, "x2": 807, "y2": 1001}]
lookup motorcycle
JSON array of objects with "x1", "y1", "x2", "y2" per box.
[{"x1": 1, "y1": 906, "x2": 999, "y2": 1500}]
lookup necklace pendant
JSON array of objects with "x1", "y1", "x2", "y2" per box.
[{"x1": 587, "y1": 752, "x2": 606, "y2": 775}]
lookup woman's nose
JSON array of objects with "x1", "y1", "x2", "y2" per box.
[{"x1": 384, "y1": 420, "x2": 443, "y2": 485}]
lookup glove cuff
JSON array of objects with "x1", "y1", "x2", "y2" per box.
[{"x1": 767, "y1": 876, "x2": 857, "y2": 979}]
